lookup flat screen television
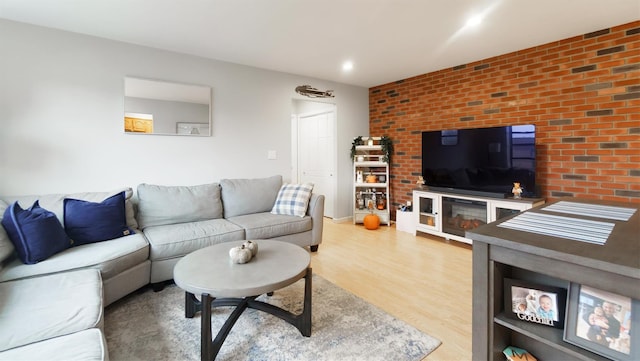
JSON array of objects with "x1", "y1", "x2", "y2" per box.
[{"x1": 421, "y1": 124, "x2": 537, "y2": 198}]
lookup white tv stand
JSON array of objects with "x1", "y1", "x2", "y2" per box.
[{"x1": 413, "y1": 188, "x2": 545, "y2": 244}]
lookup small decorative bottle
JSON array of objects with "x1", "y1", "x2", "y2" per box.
[
  {"x1": 370, "y1": 191, "x2": 376, "y2": 210},
  {"x1": 377, "y1": 193, "x2": 386, "y2": 210},
  {"x1": 366, "y1": 190, "x2": 374, "y2": 210}
]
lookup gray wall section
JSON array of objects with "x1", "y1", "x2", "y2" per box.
[
  {"x1": 0, "y1": 19, "x2": 369, "y2": 220},
  {"x1": 292, "y1": 99, "x2": 335, "y2": 115}
]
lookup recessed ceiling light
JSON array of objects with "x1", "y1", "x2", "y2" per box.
[
  {"x1": 342, "y1": 61, "x2": 354, "y2": 72},
  {"x1": 465, "y1": 14, "x2": 483, "y2": 27}
]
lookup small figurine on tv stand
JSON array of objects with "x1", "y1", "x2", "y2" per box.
[{"x1": 512, "y1": 182, "x2": 523, "y2": 199}]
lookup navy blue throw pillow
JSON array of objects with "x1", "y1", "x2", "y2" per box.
[
  {"x1": 64, "y1": 191, "x2": 134, "y2": 246},
  {"x1": 1, "y1": 201, "x2": 71, "y2": 264}
]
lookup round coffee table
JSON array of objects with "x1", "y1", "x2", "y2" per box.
[{"x1": 173, "y1": 240, "x2": 312, "y2": 360}]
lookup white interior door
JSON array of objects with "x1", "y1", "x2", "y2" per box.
[{"x1": 296, "y1": 109, "x2": 335, "y2": 218}]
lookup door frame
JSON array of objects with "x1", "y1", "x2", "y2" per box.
[{"x1": 291, "y1": 103, "x2": 337, "y2": 219}]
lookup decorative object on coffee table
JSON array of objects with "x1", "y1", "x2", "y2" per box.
[
  {"x1": 229, "y1": 244, "x2": 252, "y2": 264},
  {"x1": 243, "y1": 240, "x2": 258, "y2": 256}
]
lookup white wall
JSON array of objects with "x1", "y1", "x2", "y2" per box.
[
  {"x1": 0, "y1": 20, "x2": 369, "y2": 219},
  {"x1": 292, "y1": 99, "x2": 335, "y2": 114}
]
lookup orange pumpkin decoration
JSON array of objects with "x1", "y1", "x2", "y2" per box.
[{"x1": 363, "y1": 213, "x2": 380, "y2": 230}]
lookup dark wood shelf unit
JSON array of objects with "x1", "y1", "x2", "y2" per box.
[{"x1": 468, "y1": 198, "x2": 640, "y2": 361}]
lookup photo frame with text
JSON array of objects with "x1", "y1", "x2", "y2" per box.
[
  {"x1": 564, "y1": 283, "x2": 639, "y2": 361},
  {"x1": 504, "y1": 278, "x2": 566, "y2": 329}
]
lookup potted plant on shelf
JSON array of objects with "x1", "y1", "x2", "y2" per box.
[
  {"x1": 350, "y1": 136, "x2": 363, "y2": 161},
  {"x1": 350, "y1": 135, "x2": 394, "y2": 163},
  {"x1": 380, "y1": 136, "x2": 393, "y2": 163}
]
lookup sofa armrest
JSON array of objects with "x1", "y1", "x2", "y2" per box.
[
  {"x1": 307, "y1": 193, "x2": 325, "y2": 246},
  {"x1": 0, "y1": 226, "x2": 15, "y2": 271},
  {"x1": 0, "y1": 200, "x2": 15, "y2": 269}
]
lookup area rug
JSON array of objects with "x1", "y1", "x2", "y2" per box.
[{"x1": 104, "y1": 275, "x2": 441, "y2": 361}]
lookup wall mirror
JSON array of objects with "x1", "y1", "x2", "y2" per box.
[{"x1": 124, "y1": 77, "x2": 211, "y2": 136}]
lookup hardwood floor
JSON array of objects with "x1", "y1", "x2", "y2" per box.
[{"x1": 310, "y1": 218, "x2": 473, "y2": 360}]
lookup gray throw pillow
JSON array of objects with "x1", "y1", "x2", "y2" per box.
[
  {"x1": 220, "y1": 175, "x2": 282, "y2": 218},
  {"x1": 137, "y1": 183, "x2": 223, "y2": 229}
]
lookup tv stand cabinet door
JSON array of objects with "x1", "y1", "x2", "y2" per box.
[
  {"x1": 488, "y1": 199, "x2": 545, "y2": 223},
  {"x1": 413, "y1": 191, "x2": 440, "y2": 233}
]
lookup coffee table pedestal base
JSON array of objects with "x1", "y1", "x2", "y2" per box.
[{"x1": 185, "y1": 268, "x2": 312, "y2": 361}]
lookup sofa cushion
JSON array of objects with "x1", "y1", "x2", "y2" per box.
[
  {"x1": 271, "y1": 183, "x2": 314, "y2": 217},
  {"x1": 137, "y1": 183, "x2": 223, "y2": 229},
  {"x1": 143, "y1": 219, "x2": 244, "y2": 261},
  {"x1": 0, "y1": 187, "x2": 139, "y2": 230},
  {"x1": 0, "y1": 269, "x2": 103, "y2": 352},
  {"x1": 227, "y1": 212, "x2": 312, "y2": 240},
  {"x1": 220, "y1": 175, "x2": 282, "y2": 218},
  {"x1": 0, "y1": 200, "x2": 15, "y2": 264},
  {"x1": 1, "y1": 201, "x2": 71, "y2": 264},
  {"x1": 0, "y1": 328, "x2": 108, "y2": 361},
  {"x1": 0, "y1": 233, "x2": 149, "y2": 283},
  {"x1": 64, "y1": 191, "x2": 133, "y2": 246}
]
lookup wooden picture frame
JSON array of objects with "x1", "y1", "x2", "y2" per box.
[
  {"x1": 564, "y1": 283, "x2": 639, "y2": 360},
  {"x1": 504, "y1": 278, "x2": 566, "y2": 329}
]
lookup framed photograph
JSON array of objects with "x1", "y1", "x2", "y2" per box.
[
  {"x1": 564, "y1": 283, "x2": 639, "y2": 360},
  {"x1": 504, "y1": 278, "x2": 567, "y2": 329}
]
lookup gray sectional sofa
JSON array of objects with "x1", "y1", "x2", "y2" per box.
[
  {"x1": 139, "y1": 175, "x2": 324, "y2": 288},
  {"x1": 0, "y1": 175, "x2": 324, "y2": 360}
]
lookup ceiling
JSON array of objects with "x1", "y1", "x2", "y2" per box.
[{"x1": 1, "y1": 0, "x2": 638, "y2": 88}]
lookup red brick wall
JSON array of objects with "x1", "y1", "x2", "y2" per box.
[{"x1": 370, "y1": 21, "x2": 640, "y2": 210}]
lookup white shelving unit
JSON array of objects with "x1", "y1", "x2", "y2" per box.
[{"x1": 353, "y1": 137, "x2": 390, "y2": 225}]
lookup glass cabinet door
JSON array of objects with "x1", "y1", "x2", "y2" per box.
[
  {"x1": 495, "y1": 207, "x2": 520, "y2": 221},
  {"x1": 489, "y1": 200, "x2": 530, "y2": 223},
  {"x1": 414, "y1": 192, "x2": 440, "y2": 232}
]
